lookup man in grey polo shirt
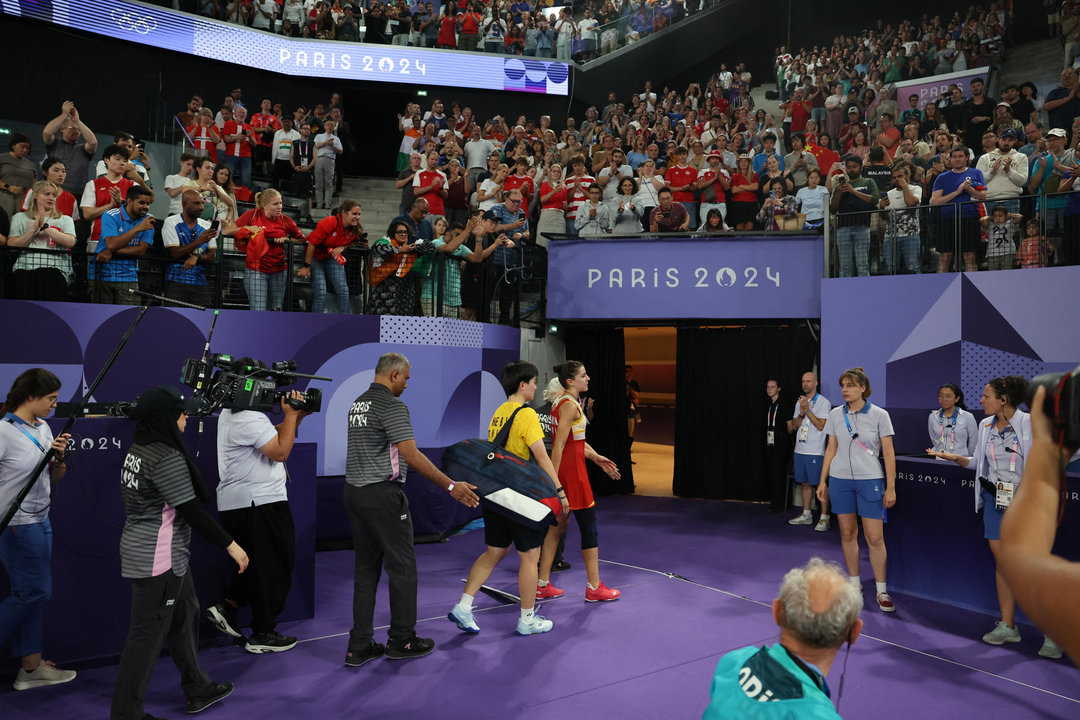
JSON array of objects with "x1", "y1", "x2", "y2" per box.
[
  {"x1": 343, "y1": 352, "x2": 478, "y2": 668},
  {"x1": 788, "y1": 372, "x2": 833, "y2": 531}
]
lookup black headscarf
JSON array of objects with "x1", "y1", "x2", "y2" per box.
[{"x1": 132, "y1": 409, "x2": 211, "y2": 502}]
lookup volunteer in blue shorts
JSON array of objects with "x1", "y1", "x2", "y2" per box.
[
  {"x1": 926, "y1": 383, "x2": 977, "y2": 457},
  {"x1": 928, "y1": 375, "x2": 1062, "y2": 659},
  {"x1": 816, "y1": 368, "x2": 897, "y2": 613},
  {"x1": 787, "y1": 372, "x2": 832, "y2": 531}
]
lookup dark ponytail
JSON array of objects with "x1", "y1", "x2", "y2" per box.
[
  {"x1": 3, "y1": 369, "x2": 61, "y2": 414},
  {"x1": 987, "y1": 375, "x2": 1028, "y2": 409},
  {"x1": 938, "y1": 383, "x2": 966, "y2": 411},
  {"x1": 553, "y1": 360, "x2": 584, "y2": 389}
]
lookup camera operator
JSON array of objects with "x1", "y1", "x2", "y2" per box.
[
  {"x1": 999, "y1": 382, "x2": 1080, "y2": 666},
  {"x1": 206, "y1": 360, "x2": 310, "y2": 654}
]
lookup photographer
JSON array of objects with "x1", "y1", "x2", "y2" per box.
[
  {"x1": 999, "y1": 381, "x2": 1080, "y2": 665},
  {"x1": 92, "y1": 185, "x2": 155, "y2": 304},
  {"x1": 206, "y1": 361, "x2": 310, "y2": 654}
]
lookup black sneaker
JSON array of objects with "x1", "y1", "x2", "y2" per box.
[
  {"x1": 244, "y1": 631, "x2": 298, "y2": 654},
  {"x1": 186, "y1": 681, "x2": 234, "y2": 714},
  {"x1": 206, "y1": 603, "x2": 243, "y2": 639},
  {"x1": 344, "y1": 641, "x2": 386, "y2": 668},
  {"x1": 385, "y1": 634, "x2": 435, "y2": 660},
  {"x1": 553, "y1": 560, "x2": 572, "y2": 573}
]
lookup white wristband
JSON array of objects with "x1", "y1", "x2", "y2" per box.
[{"x1": 447, "y1": 481, "x2": 455, "y2": 493}]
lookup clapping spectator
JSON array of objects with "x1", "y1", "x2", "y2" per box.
[
  {"x1": 5, "y1": 181, "x2": 77, "y2": 301},
  {"x1": 187, "y1": 108, "x2": 222, "y2": 162},
  {"x1": 221, "y1": 105, "x2": 256, "y2": 190},
  {"x1": 81, "y1": 144, "x2": 137, "y2": 280},
  {"x1": 41, "y1": 101, "x2": 98, "y2": 198},
  {"x1": 609, "y1": 177, "x2": 643, "y2": 234},
  {"x1": 21, "y1": 159, "x2": 78, "y2": 221},
  {"x1": 575, "y1": 184, "x2": 611, "y2": 234}
]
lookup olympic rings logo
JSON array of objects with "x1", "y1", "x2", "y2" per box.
[{"x1": 111, "y1": 10, "x2": 158, "y2": 35}]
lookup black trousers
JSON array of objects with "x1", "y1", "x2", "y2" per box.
[
  {"x1": 219, "y1": 501, "x2": 296, "y2": 635},
  {"x1": 765, "y1": 448, "x2": 791, "y2": 511},
  {"x1": 344, "y1": 482, "x2": 417, "y2": 650},
  {"x1": 111, "y1": 570, "x2": 212, "y2": 720}
]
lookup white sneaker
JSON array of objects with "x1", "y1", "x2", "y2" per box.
[
  {"x1": 515, "y1": 614, "x2": 553, "y2": 636},
  {"x1": 448, "y1": 604, "x2": 480, "y2": 634},
  {"x1": 13, "y1": 662, "x2": 76, "y2": 691},
  {"x1": 814, "y1": 516, "x2": 830, "y2": 532},
  {"x1": 1039, "y1": 635, "x2": 1063, "y2": 659},
  {"x1": 788, "y1": 513, "x2": 813, "y2": 526},
  {"x1": 981, "y1": 620, "x2": 1021, "y2": 645}
]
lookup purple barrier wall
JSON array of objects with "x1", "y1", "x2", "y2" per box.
[
  {"x1": 892, "y1": 67, "x2": 991, "y2": 110},
  {"x1": 546, "y1": 236, "x2": 824, "y2": 320}
]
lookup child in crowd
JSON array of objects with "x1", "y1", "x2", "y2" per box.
[
  {"x1": 1017, "y1": 219, "x2": 1053, "y2": 269},
  {"x1": 979, "y1": 206, "x2": 1023, "y2": 271}
]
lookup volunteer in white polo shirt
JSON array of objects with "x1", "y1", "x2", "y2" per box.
[
  {"x1": 787, "y1": 371, "x2": 833, "y2": 531},
  {"x1": 206, "y1": 359, "x2": 310, "y2": 655}
]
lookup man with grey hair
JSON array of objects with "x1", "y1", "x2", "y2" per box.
[
  {"x1": 342, "y1": 353, "x2": 479, "y2": 668},
  {"x1": 703, "y1": 557, "x2": 863, "y2": 719}
]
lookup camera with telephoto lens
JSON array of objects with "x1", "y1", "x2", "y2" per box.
[
  {"x1": 1026, "y1": 366, "x2": 1080, "y2": 450},
  {"x1": 179, "y1": 354, "x2": 324, "y2": 415}
]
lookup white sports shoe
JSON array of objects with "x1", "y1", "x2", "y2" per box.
[
  {"x1": 1039, "y1": 635, "x2": 1063, "y2": 659},
  {"x1": 981, "y1": 621, "x2": 1021, "y2": 645},
  {"x1": 13, "y1": 662, "x2": 76, "y2": 691},
  {"x1": 788, "y1": 513, "x2": 813, "y2": 526},
  {"x1": 515, "y1": 614, "x2": 553, "y2": 636},
  {"x1": 814, "y1": 516, "x2": 831, "y2": 532}
]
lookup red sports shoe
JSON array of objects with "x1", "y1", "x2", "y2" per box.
[
  {"x1": 585, "y1": 583, "x2": 621, "y2": 602},
  {"x1": 536, "y1": 583, "x2": 564, "y2": 599}
]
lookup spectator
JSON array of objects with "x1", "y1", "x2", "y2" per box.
[
  {"x1": 185, "y1": 158, "x2": 237, "y2": 225},
  {"x1": 695, "y1": 151, "x2": 731, "y2": 225},
  {"x1": 5, "y1": 181, "x2": 77, "y2": 301},
  {"x1": 975, "y1": 128, "x2": 1028, "y2": 214},
  {"x1": 463, "y1": 130, "x2": 497, "y2": 190},
  {"x1": 727, "y1": 155, "x2": 760, "y2": 231},
  {"x1": 164, "y1": 154, "x2": 197, "y2": 217},
  {"x1": 412, "y1": 150, "x2": 448, "y2": 223},
  {"x1": 931, "y1": 145, "x2": 987, "y2": 273},
  {"x1": 482, "y1": 10, "x2": 506, "y2": 53},
  {"x1": 368, "y1": 219, "x2": 436, "y2": 316},
  {"x1": 701, "y1": 558, "x2": 862, "y2": 719},
  {"x1": 555, "y1": 7, "x2": 575, "y2": 61},
  {"x1": 665, "y1": 146, "x2": 698, "y2": 218},
  {"x1": 92, "y1": 185, "x2": 155, "y2": 304},
  {"x1": 221, "y1": 106, "x2": 256, "y2": 190},
  {"x1": 252, "y1": 0, "x2": 275, "y2": 31},
  {"x1": 161, "y1": 189, "x2": 218, "y2": 308},
  {"x1": 609, "y1": 176, "x2": 643, "y2": 235},
  {"x1": 395, "y1": 151, "x2": 423, "y2": 217},
  {"x1": 176, "y1": 95, "x2": 202, "y2": 130},
  {"x1": 838, "y1": 107, "x2": 865, "y2": 153},
  {"x1": 979, "y1": 206, "x2": 1023, "y2": 271},
  {"x1": 41, "y1": 101, "x2": 97, "y2": 198},
  {"x1": 577, "y1": 8, "x2": 599, "y2": 61},
  {"x1": 751, "y1": 133, "x2": 784, "y2": 176},
  {"x1": 313, "y1": 119, "x2": 343, "y2": 210},
  {"x1": 82, "y1": 144, "x2": 137, "y2": 285},
  {"x1": 795, "y1": 169, "x2": 828, "y2": 231},
  {"x1": 0, "y1": 134, "x2": 37, "y2": 221},
  {"x1": 596, "y1": 149, "x2": 634, "y2": 202},
  {"x1": 186, "y1": 108, "x2": 221, "y2": 163},
  {"x1": 271, "y1": 116, "x2": 300, "y2": 189},
  {"x1": 488, "y1": 190, "x2": 529, "y2": 324},
  {"x1": 829, "y1": 155, "x2": 880, "y2": 277},
  {"x1": 757, "y1": 177, "x2": 799, "y2": 231},
  {"x1": 250, "y1": 98, "x2": 281, "y2": 178},
  {"x1": 879, "y1": 163, "x2": 923, "y2": 275},
  {"x1": 534, "y1": 16, "x2": 555, "y2": 58},
  {"x1": 282, "y1": 0, "x2": 304, "y2": 34},
  {"x1": 575, "y1": 184, "x2": 611, "y2": 235},
  {"x1": 873, "y1": 113, "x2": 900, "y2": 162},
  {"x1": 299, "y1": 199, "x2": 365, "y2": 314},
  {"x1": 224, "y1": 188, "x2": 305, "y2": 311},
  {"x1": 648, "y1": 187, "x2": 690, "y2": 232},
  {"x1": 443, "y1": 159, "x2": 470, "y2": 229},
  {"x1": 782, "y1": 134, "x2": 818, "y2": 192},
  {"x1": 564, "y1": 154, "x2": 595, "y2": 236},
  {"x1": 20, "y1": 159, "x2": 78, "y2": 221},
  {"x1": 437, "y1": 3, "x2": 457, "y2": 49},
  {"x1": 477, "y1": 163, "x2": 508, "y2": 212},
  {"x1": 504, "y1": 157, "x2": 536, "y2": 207},
  {"x1": 456, "y1": 2, "x2": 483, "y2": 52}
]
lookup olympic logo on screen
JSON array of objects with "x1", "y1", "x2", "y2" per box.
[{"x1": 111, "y1": 9, "x2": 158, "y2": 35}]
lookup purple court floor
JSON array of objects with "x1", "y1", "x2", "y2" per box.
[{"x1": 5, "y1": 495, "x2": 1079, "y2": 720}]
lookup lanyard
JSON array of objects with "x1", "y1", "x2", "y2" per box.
[
  {"x1": 937, "y1": 407, "x2": 959, "y2": 449},
  {"x1": 4, "y1": 413, "x2": 47, "y2": 454},
  {"x1": 767, "y1": 400, "x2": 779, "y2": 427},
  {"x1": 987, "y1": 424, "x2": 1017, "y2": 475},
  {"x1": 842, "y1": 403, "x2": 876, "y2": 457}
]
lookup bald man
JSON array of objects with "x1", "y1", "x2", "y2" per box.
[
  {"x1": 788, "y1": 372, "x2": 833, "y2": 531},
  {"x1": 702, "y1": 557, "x2": 863, "y2": 719},
  {"x1": 161, "y1": 189, "x2": 218, "y2": 307}
]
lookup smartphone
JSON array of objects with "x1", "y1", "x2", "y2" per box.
[{"x1": 209, "y1": 220, "x2": 221, "y2": 232}]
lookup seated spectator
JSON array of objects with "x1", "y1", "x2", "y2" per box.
[
  {"x1": 21, "y1": 158, "x2": 78, "y2": 220},
  {"x1": 368, "y1": 219, "x2": 436, "y2": 316},
  {"x1": 648, "y1": 187, "x2": 690, "y2": 232},
  {"x1": 91, "y1": 185, "x2": 155, "y2": 305},
  {"x1": 162, "y1": 189, "x2": 218, "y2": 308},
  {"x1": 224, "y1": 188, "x2": 305, "y2": 311},
  {"x1": 702, "y1": 558, "x2": 862, "y2": 719},
  {"x1": 164, "y1": 153, "x2": 197, "y2": 217},
  {"x1": 41, "y1": 100, "x2": 97, "y2": 198},
  {"x1": 697, "y1": 208, "x2": 727, "y2": 233},
  {"x1": 299, "y1": 199, "x2": 365, "y2": 314},
  {"x1": 0, "y1": 133, "x2": 38, "y2": 221},
  {"x1": 575, "y1": 184, "x2": 612, "y2": 235},
  {"x1": 756, "y1": 177, "x2": 799, "y2": 231},
  {"x1": 5, "y1": 181, "x2": 76, "y2": 301}
]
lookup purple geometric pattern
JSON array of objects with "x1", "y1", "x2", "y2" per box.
[{"x1": 960, "y1": 342, "x2": 1045, "y2": 408}]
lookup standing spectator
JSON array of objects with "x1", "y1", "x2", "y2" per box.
[
  {"x1": 795, "y1": 169, "x2": 829, "y2": 231},
  {"x1": 503, "y1": 157, "x2": 536, "y2": 207},
  {"x1": 577, "y1": 8, "x2": 599, "y2": 61},
  {"x1": 250, "y1": 99, "x2": 282, "y2": 178},
  {"x1": 482, "y1": 10, "x2": 506, "y2": 53},
  {"x1": 829, "y1": 155, "x2": 880, "y2": 277},
  {"x1": 186, "y1": 109, "x2": 221, "y2": 163},
  {"x1": 313, "y1": 120, "x2": 343, "y2": 210},
  {"x1": 555, "y1": 7, "x2": 575, "y2": 61},
  {"x1": 726, "y1": 155, "x2": 760, "y2": 231},
  {"x1": 342, "y1": 353, "x2": 478, "y2": 667},
  {"x1": 1044, "y1": 70, "x2": 1080, "y2": 143},
  {"x1": 282, "y1": 0, "x2": 304, "y2": 34},
  {"x1": 221, "y1": 106, "x2": 256, "y2": 190},
  {"x1": 596, "y1": 149, "x2": 633, "y2": 203},
  {"x1": 537, "y1": 164, "x2": 567, "y2": 247},
  {"x1": 20, "y1": 159, "x2": 78, "y2": 221},
  {"x1": 665, "y1": 147, "x2": 698, "y2": 219},
  {"x1": 298, "y1": 200, "x2": 365, "y2": 314},
  {"x1": 224, "y1": 189, "x2": 305, "y2": 311},
  {"x1": 873, "y1": 113, "x2": 900, "y2": 162},
  {"x1": 477, "y1": 163, "x2": 508, "y2": 212},
  {"x1": 463, "y1": 130, "x2": 496, "y2": 191},
  {"x1": 92, "y1": 185, "x2": 155, "y2": 304},
  {"x1": 563, "y1": 155, "x2": 595, "y2": 236},
  {"x1": 164, "y1": 154, "x2": 197, "y2": 217},
  {"x1": 6, "y1": 181, "x2": 77, "y2": 301},
  {"x1": 41, "y1": 101, "x2": 97, "y2": 198},
  {"x1": 271, "y1": 116, "x2": 300, "y2": 189},
  {"x1": 979, "y1": 206, "x2": 1023, "y2": 271},
  {"x1": 81, "y1": 144, "x2": 136, "y2": 278},
  {"x1": 396, "y1": 152, "x2": 423, "y2": 217},
  {"x1": 879, "y1": 163, "x2": 923, "y2": 275},
  {"x1": 252, "y1": 0, "x2": 276, "y2": 30},
  {"x1": 412, "y1": 151, "x2": 448, "y2": 223},
  {"x1": 185, "y1": 158, "x2": 237, "y2": 226},
  {"x1": 0, "y1": 134, "x2": 37, "y2": 221},
  {"x1": 369, "y1": 219, "x2": 436, "y2": 316},
  {"x1": 176, "y1": 95, "x2": 202, "y2": 131},
  {"x1": 975, "y1": 128, "x2": 1029, "y2": 214},
  {"x1": 695, "y1": 151, "x2": 731, "y2": 224},
  {"x1": 574, "y1": 184, "x2": 611, "y2": 235},
  {"x1": 534, "y1": 16, "x2": 555, "y2": 58},
  {"x1": 443, "y1": 159, "x2": 469, "y2": 229},
  {"x1": 930, "y1": 146, "x2": 987, "y2": 273},
  {"x1": 782, "y1": 135, "x2": 818, "y2": 192},
  {"x1": 456, "y1": 2, "x2": 483, "y2": 51},
  {"x1": 161, "y1": 189, "x2": 217, "y2": 308},
  {"x1": 437, "y1": 2, "x2": 457, "y2": 48},
  {"x1": 609, "y1": 177, "x2": 643, "y2": 235}
]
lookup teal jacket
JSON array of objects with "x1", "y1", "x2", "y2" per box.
[{"x1": 702, "y1": 644, "x2": 841, "y2": 720}]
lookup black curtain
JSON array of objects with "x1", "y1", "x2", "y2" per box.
[
  {"x1": 563, "y1": 326, "x2": 635, "y2": 495},
  {"x1": 674, "y1": 324, "x2": 817, "y2": 500}
]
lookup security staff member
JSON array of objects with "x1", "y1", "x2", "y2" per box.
[
  {"x1": 342, "y1": 353, "x2": 478, "y2": 668},
  {"x1": 764, "y1": 379, "x2": 793, "y2": 513},
  {"x1": 207, "y1": 360, "x2": 309, "y2": 655},
  {"x1": 112, "y1": 386, "x2": 247, "y2": 720},
  {"x1": 787, "y1": 372, "x2": 833, "y2": 530},
  {"x1": 926, "y1": 383, "x2": 977, "y2": 456}
]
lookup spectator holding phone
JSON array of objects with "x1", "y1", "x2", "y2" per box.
[
  {"x1": 162, "y1": 189, "x2": 217, "y2": 308},
  {"x1": 648, "y1": 187, "x2": 691, "y2": 232},
  {"x1": 92, "y1": 185, "x2": 155, "y2": 304}
]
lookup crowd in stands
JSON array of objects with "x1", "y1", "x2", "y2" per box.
[
  {"x1": 0, "y1": 2, "x2": 1076, "y2": 324},
  {"x1": 176, "y1": 0, "x2": 701, "y2": 62}
]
